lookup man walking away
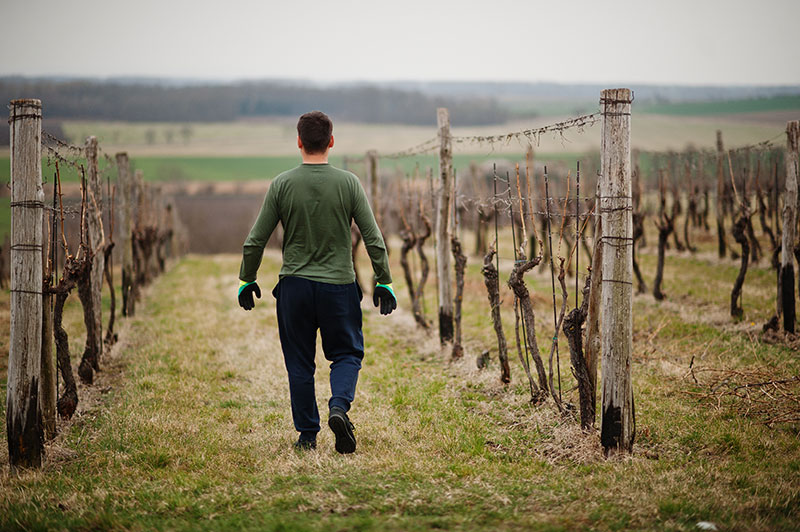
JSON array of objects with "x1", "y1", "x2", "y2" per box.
[{"x1": 238, "y1": 111, "x2": 396, "y2": 454}]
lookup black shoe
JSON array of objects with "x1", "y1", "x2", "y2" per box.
[
  {"x1": 328, "y1": 407, "x2": 356, "y2": 454},
  {"x1": 293, "y1": 439, "x2": 316, "y2": 451}
]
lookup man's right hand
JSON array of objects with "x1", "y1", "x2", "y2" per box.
[
  {"x1": 238, "y1": 281, "x2": 261, "y2": 311},
  {"x1": 373, "y1": 283, "x2": 396, "y2": 315}
]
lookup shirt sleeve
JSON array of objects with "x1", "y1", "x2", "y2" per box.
[
  {"x1": 239, "y1": 181, "x2": 280, "y2": 282},
  {"x1": 351, "y1": 176, "x2": 392, "y2": 285}
]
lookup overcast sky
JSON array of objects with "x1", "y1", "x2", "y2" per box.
[{"x1": 2, "y1": 0, "x2": 799, "y2": 86}]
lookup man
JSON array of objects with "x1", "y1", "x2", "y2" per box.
[{"x1": 238, "y1": 111, "x2": 396, "y2": 454}]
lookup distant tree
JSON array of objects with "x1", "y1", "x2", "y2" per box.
[
  {"x1": 180, "y1": 125, "x2": 193, "y2": 144},
  {"x1": 145, "y1": 129, "x2": 156, "y2": 145}
]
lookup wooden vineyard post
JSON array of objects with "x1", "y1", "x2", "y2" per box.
[
  {"x1": 83, "y1": 136, "x2": 105, "y2": 372},
  {"x1": 584, "y1": 178, "x2": 602, "y2": 426},
  {"x1": 134, "y1": 170, "x2": 145, "y2": 292},
  {"x1": 87, "y1": 138, "x2": 104, "y2": 345},
  {"x1": 599, "y1": 88, "x2": 635, "y2": 454},
  {"x1": 366, "y1": 150, "x2": 380, "y2": 227},
  {"x1": 451, "y1": 166, "x2": 467, "y2": 359},
  {"x1": 7, "y1": 98, "x2": 45, "y2": 469},
  {"x1": 779, "y1": 121, "x2": 799, "y2": 332},
  {"x1": 716, "y1": 131, "x2": 727, "y2": 259},
  {"x1": 41, "y1": 217, "x2": 57, "y2": 440},
  {"x1": 436, "y1": 107, "x2": 454, "y2": 344},
  {"x1": 117, "y1": 153, "x2": 134, "y2": 317},
  {"x1": 135, "y1": 172, "x2": 145, "y2": 284}
]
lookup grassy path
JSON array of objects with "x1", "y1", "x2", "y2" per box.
[{"x1": 1, "y1": 249, "x2": 799, "y2": 531}]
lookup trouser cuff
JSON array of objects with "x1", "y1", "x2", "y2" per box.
[
  {"x1": 299, "y1": 431, "x2": 318, "y2": 442},
  {"x1": 328, "y1": 397, "x2": 351, "y2": 413}
]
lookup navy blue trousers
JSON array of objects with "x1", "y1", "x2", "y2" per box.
[{"x1": 272, "y1": 276, "x2": 363, "y2": 441}]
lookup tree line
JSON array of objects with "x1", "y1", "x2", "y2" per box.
[{"x1": 0, "y1": 78, "x2": 508, "y2": 137}]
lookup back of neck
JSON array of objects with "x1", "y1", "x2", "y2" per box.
[{"x1": 302, "y1": 153, "x2": 329, "y2": 164}]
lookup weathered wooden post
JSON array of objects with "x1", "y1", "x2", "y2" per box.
[
  {"x1": 599, "y1": 88, "x2": 635, "y2": 454},
  {"x1": 117, "y1": 153, "x2": 134, "y2": 316},
  {"x1": 366, "y1": 150, "x2": 380, "y2": 227},
  {"x1": 779, "y1": 121, "x2": 799, "y2": 332},
  {"x1": 133, "y1": 169, "x2": 145, "y2": 293},
  {"x1": 7, "y1": 98, "x2": 45, "y2": 468},
  {"x1": 436, "y1": 107, "x2": 454, "y2": 344},
  {"x1": 84, "y1": 136, "x2": 104, "y2": 368},
  {"x1": 41, "y1": 214, "x2": 57, "y2": 440},
  {"x1": 716, "y1": 131, "x2": 727, "y2": 258},
  {"x1": 584, "y1": 178, "x2": 602, "y2": 428}
]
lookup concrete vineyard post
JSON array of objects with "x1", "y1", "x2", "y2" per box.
[
  {"x1": 779, "y1": 121, "x2": 799, "y2": 332},
  {"x1": 7, "y1": 98, "x2": 45, "y2": 469},
  {"x1": 599, "y1": 88, "x2": 635, "y2": 454},
  {"x1": 436, "y1": 107, "x2": 454, "y2": 344}
]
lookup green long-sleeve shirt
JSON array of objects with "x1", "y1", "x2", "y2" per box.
[{"x1": 239, "y1": 163, "x2": 391, "y2": 286}]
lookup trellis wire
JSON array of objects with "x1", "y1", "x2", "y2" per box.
[
  {"x1": 380, "y1": 137, "x2": 439, "y2": 160},
  {"x1": 374, "y1": 112, "x2": 601, "y2": 161},
  {"x1": 42, "y1": 130, "x2": 119, "y2": 181},
  {"x1": 451, "y1": 112, "x2": 601, "y2": 151},
  {"x1": 456, "y1": 194, "x2": 598, "y2": 217}
]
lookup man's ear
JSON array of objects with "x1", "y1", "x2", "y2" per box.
[
  {"x1": 328, "y1": 135, "x2": 334, "y2": 149},
  {"x1": 297, "y1": 136, "x2": 303, "y2": 150}
]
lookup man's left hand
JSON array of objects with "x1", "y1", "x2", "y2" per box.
[{"x1": 239, "y1": 281, "x2": 261, "y2": 311}]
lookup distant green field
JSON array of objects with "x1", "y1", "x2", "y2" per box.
[
  {"x1": 129, "y1": 155, "x2": 305, "y2": 181},
  {"x1": 0, "y1": 153, "x2": 585, "y2": 186},
  {"x1": 0, "y1": 155, "x2": 117, "y2": 185},
  {"x1": 640, "y1": 95, "x2": 800, "y2": 116},
  {"x1": 0, "y1": 156, "x2": 298, "y2": 184}
]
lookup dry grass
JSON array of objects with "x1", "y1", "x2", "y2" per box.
[{"x1": 1, "y1": 222, "x2": 799, "y2": 530}]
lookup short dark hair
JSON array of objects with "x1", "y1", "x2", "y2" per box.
[{"x1": 297, "y1": 111, "x2": 333, "y2": 154}]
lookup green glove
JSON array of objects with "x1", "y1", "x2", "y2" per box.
[
  {"x1": 373, "y1": 283, "x2": 396, "y2": 315},
  {"x1": 238, "y1": 280, "x2": 261, "y2": 311}
]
